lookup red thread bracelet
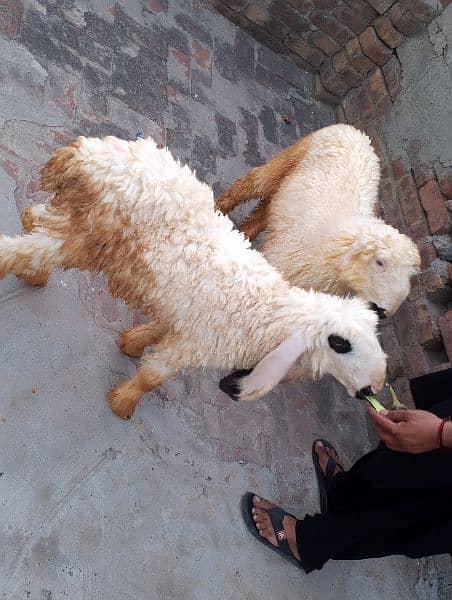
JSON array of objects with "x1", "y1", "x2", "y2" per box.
[{"x1": 437, "y1": 417, "x2": 452, "y2": 449}]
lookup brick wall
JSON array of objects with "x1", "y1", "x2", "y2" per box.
[
  {"x1": 208, "y1": 0, "x2": 452, "y2": 406},
  {"x1": 207, "y1": 1, "x2": 442, "y2": 104}
]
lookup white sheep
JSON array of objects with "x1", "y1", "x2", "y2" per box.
[
  {"x1": 216, "y1": 124, "x2": 420, "y2": 319},
  {"x1": 0, "y1": 135, "x2": 386, "y2": 419}
]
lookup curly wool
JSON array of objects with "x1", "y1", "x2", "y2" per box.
[
  {"x1": 0, "y1": 135, "x2": 386, "y2": 415},
  {"x1": 217, "y1": 124, "x2": 420, "y2": 316}
]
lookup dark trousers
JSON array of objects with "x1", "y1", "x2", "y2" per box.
[{"x1": 297, "y1": 369, "x2": 452, "y2": 573}]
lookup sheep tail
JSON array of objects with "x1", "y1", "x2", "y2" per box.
[{"x1": 40, "y1": 138, "x2": 103, "y2": 214}]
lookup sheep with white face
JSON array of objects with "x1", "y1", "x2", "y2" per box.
[{"x1": 0, "y1": 135, "x2": 386, "y2": 418}]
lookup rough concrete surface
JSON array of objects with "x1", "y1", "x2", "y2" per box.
[
  {"x1": 0, "y1": 1, "x2": 443, "y2": 599},
  {"x1": 383, "y1": 5, "x2": 452, "y2": 168}
]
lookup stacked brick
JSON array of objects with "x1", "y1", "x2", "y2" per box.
[
  {"x1": 363, "y1": 134, "x2": 451, "y2": 405},
  {"x1": 207, "y1": 1, "x2": 439, "y2": 106}
]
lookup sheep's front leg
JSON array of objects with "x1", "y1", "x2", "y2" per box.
[
  {"x1": 108, "y1": 351, "x2": 177, "y2": 419},
  {"x1": 119, "y1": 321, "x2": 168, "y2": 358},
  {"x1": 0, "y1": 232, "x2": 64, "y2": 286}
]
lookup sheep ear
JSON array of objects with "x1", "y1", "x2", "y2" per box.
[
  {"x1": 219, "y1": 330, "x2": 307, "y2": 402},
  {"x1": 342, "y1": 239, "x2": 367, "y2": 264}
]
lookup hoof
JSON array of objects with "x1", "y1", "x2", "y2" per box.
[
  {"x1": 108, "y1": 385, "x2": 137, "y2": 420},
  {"x1": 219, "y1": 369, "x2": 252, "y2": 401}
]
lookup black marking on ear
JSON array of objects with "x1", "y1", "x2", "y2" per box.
[
  {"x1": 219, "y1": 369, "x2": 253, "y2": 401},
  {"x1": 328, "y1": 335, "x2": 352, "y2": 354}
]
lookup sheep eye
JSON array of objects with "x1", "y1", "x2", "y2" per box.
[
  {"x1": 376, "y1": 259, "x2": 384, "y2": 267},
  {"x1": 328, "y1": 335, "x2": 352, "y2": 354}
]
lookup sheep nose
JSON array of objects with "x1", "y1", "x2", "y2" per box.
[
  {"x1": 356, "y1": 386, "x2": 372, "y2": 399},
  {"x1": 370, "y1": 303, "x2": 387, "y2": 320}
]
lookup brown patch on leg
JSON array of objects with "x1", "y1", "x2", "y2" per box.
[
  {"x1": 216, "y1": 169, "x2": 262, "y2": 214},
  {"x1": 21, "y1": 207, "x2": 35, "y2": 233},
  {"x1": 16, "y1": 270, "x2": 49, "y2": 287},
  {"x1": 216, "y1": 133, "x2": 312, "y2": 215},
  {"x1": 108, "y1": 366, "x2": 165, "y2": 419},
  {"x1": 240, "y1": 198, "x2": 270, "y2": 241},
  {"x1": 119, "y1": 321, "x2": 167, "y2": 358}
]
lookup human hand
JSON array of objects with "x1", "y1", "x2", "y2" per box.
[{"x1": 368, "y1": 408, "x2": 442, "y2": 454}]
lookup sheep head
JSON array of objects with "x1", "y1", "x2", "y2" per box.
[
  {"x1": 220, "y1": 291, "x2": 387, "y2": 402},
  {"x1": 339, "y1": 218, "x2": 420, "y2": 318}
]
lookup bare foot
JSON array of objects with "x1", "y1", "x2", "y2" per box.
[
  {"x1": 314, "y1": 441, "x2": 344, "y2": 477},
  {"x1": 252, "y1": 495, "x2": 301, "y2": 561}
]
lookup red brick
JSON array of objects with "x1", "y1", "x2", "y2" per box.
[
  {"x1": 343, "y1": 0, "x2": 377, "y2": 25},
  {"x1": 192, "y1": 40, "x2": 211, "y2": 70},
  {"x1": 0, "y1": 0, "x2": 23, "y2": 38},
  {"x1": 286, "y1": 39, "x2": 325, "y2": 68},
  {"x1": 373, "y1": 15, "x2": 405, "y2": 48},
  {"x1": 422, "y1": 269, "x2": 449, "y2": 302},
  {"x1": 404, "y1": 345, "x2": 429, "y2": 378},
  {"x1": 314, "y1": 0, "x2": 336, "y2": 8},
  {"x1": 286, "y1": 0, "x2": 314, "y2": 10},
  {"x1": 379, "y1": 324, "x2": 404, "y2": 380},
  {"x1": 415, "y1": 303, "x2": 435, "y2": 347},
  {"x1": 360, "y1": 27, "x2": 393, "y2": 66},
  {"x1": 319, "y1": 60, "x2": 350, "y2": 96},
  {"x1": 410, "y1": 218, "x2": 430, "y2": 243},
  {"x1": 336, "y1": 105, "x2": 348, "y2": 124},
  {"x1": 311, "y1": 10, "x2": 354, "y2": 45},
  {"x1": 310, "y1": 30, "x2": 340, "y2": 56},
  {"x1": 394, "y1": 301, "x2": 415, "y2": 346},
  {"x1": 388, "y1": 0, "x2": 436, "y2": 37},
  {"x1": 418, "y1": 241, "x2": 437, "y2": 270},
  {"x1": 342, "y1": 88, "x2": 361, "y2": 123},
  {"x1": 344, "y1": 37, "x2": 374, "y2": 76},
  {"x1": 366, "y1": 0, "x2": 397, "y2": 12},
  {"x1": 314, "y1": 75, "x2": 342, "y2": 105},
  {"x1": 434, "y1": 164, "x2": 452, "y2": 199},
  {"x1": 391, "y1": 157, "x2": 409, "y2": 179},
  {"x1": 366, "y1": 126, "x2": 387, "y2": 162},
  {"x1": 408, "y1": 273, "x2": 421, "y2": 302},
  {"x1": 396, "y1": 174, "x2": 425, "y2": 228},
  {"x1": 357, "y1": 89, "x2": 377, "y2": 122},
  {"x1": 419, "y1": 180, "x2": 450, "y2": 234},
  {"x1": 332, "y1": 49, "x2": 362, "y2": 86},
  {"x1": 439, "y1": 310, "x2": 452, "y2": 363},
  {"x1": 366, "y1": 67, "x2": 390, "y2": 107},
  {"x1": 412, "y1": 163, "x2": 434, "y2": 188},
  {"x1": 335, "y1": 4, "x2": 369, "y2": 34},
  {"x1": 382, "y1": 55, "x2": 402, "y2": 101},
  {"x1": 147, "y1": 0, "x2": 167, "y2": 13},
  {"x1": 381, "y1": 162, "x2": 393, "y2": 180}
]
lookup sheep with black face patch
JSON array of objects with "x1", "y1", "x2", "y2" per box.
[
  {"x1": 0, "y1": 135, "x2": 386, "y2": 418},
  {"x1": 216, "y1": 124, "x2": 420, "y2": 320}
]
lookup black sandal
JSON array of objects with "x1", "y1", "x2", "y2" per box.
[
  {"x1": 312, "y1": 438, "x2": 344, "y2": 514},
  {"x1": 241, "y1": 492, "x2": 303, "y2": 570}
]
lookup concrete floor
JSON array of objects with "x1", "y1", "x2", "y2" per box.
[{"x1": 0, "y1": 1, "x2": 443, "y2": 599}]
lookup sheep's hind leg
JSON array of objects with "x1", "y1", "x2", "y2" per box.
[
  {"x1": 239, "y1": 198, "x2": 270, "y2": 241},
  {"x1": 119, "y1": 320, "x2": 168, "y2": 358},
  {"x1": 108, "y1": 351, "x2": 176, "y2": 419},
  {"x1": 0, "y1": 231, "x2": 65, "y2": 287}
]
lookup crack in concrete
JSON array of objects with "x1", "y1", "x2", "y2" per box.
[{"x1": 4, "y1": 447, "x2": 119, "y2": 596}]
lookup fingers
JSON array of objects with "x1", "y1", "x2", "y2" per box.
[
  {"x1": 368, "y1": 408, "x2": 399, "y2": 435},
  {"x1": 384, "y1": 409, "x2": 411, "y2": 423}
]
